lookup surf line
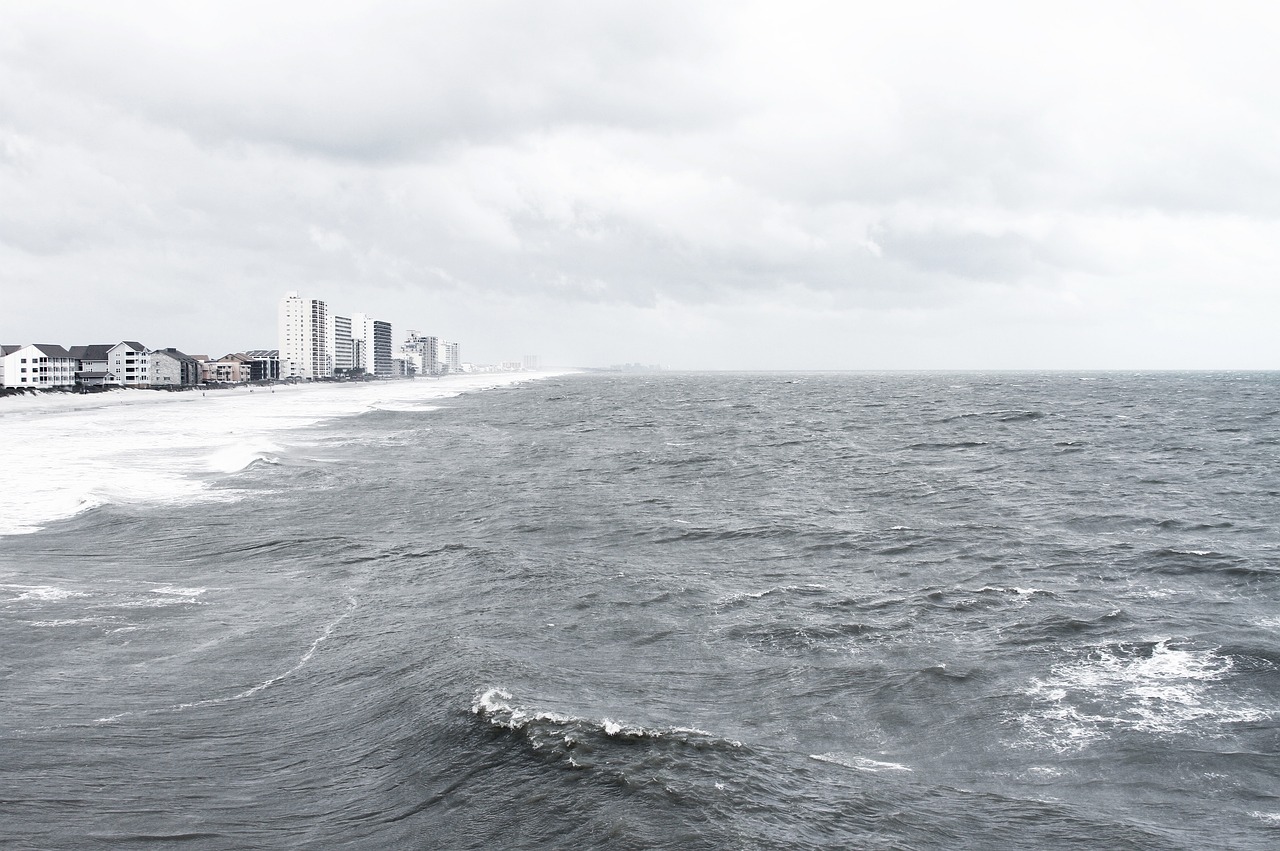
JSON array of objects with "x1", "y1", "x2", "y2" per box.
[{"x1": 93, "y1": 595, "x2": 359, "y2": 726}]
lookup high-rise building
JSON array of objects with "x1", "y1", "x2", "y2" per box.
[
  {"x1": 279, "y1": 292, "x2": 331, "y2": 379},
  {"x1": 328, "y1": 314, "x2": 354, "y2": 374},
  {"x1": 403, "y1": 333, "x2": 446, "y2": 375},
  {"x1": 444, "y1": 341, "x2": 460, "y2": 373},
  {"x1": 351, "y1": 313, "x2": 393, "y2": 378}
]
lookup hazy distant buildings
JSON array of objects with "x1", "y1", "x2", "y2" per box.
[
  {"x1": 279, "y1": 292, "x2": 331, "y2": 379},
  {"x1": 402, "y1": 332, "x2": 458, "y2": 376},
  {"x1": 522, "y1": 355, "x2": 540, "y2": 371}
]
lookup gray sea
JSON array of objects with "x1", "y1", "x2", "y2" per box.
[{"x1": 2, "y1": 371, "x2": 1278, "y2": 849}]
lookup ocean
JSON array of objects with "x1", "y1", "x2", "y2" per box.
[{"x1": 2, "y1": 371, "x2": 1278, "y2": 849}]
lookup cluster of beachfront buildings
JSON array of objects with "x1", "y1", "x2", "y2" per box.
[
  {"x1": 0, "y1": 343, "x2": 279, "y2": 391},
  {"x1": 1, "y1": 292, "x2": 535, "y2": 392},
  {"x1": 279, "y1": 291, "x2": 463, "y2": 380}
]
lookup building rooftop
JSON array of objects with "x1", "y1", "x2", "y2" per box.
[
  {"x1": 67, "y1": 344, "x2": 114, "y2": 360},
  {"x1": 27, "y1": 344, "x2": 74, "y2": 358}
]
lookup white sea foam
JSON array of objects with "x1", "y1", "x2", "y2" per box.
[
  {"x1": 368, "y1": 402, "x2": 443, "y2": 413},
  {"x1": 472, "y1": 688, "x2": 730, "y2": 748},
  {"x1": 0, "y1": 372, "x2": 573, "y2": 536},
  {"x1": 149, "y1": 586, "x2": 207, "y2": 597},
  {"x1": 205, "y1": 443, "x2": 283, "y2": 474},
  {"x1": 809, "y1": 752, "x2": 912, "y2": 772},
  {"x1": 2, "y1": 585, "x2": 84, "y2": 602},
  {"x1": 1019, "y1": 640, "x2": 1270, "y2": 751}
]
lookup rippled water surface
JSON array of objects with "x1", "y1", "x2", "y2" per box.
[{"x1": 2, "y1": 372, "x2": 1279, "y2": 849}]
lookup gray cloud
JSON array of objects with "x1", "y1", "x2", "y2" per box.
[{"x1": 2, "y1": 1, "x2": 1279, "y2": 368}]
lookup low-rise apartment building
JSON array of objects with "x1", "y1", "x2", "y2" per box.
[
  {"x1": 106, "y1": 342, "x2": 150, "y2": 387},
  {"x1": 150, "y1": 348, "x2": 203, "y2": 387},
  {"x1": 0, "y1": 344, "x2": 78, "y2": 388},
  {"x1": 196, "y1": 353, "x2": 255, "y2": 383}
]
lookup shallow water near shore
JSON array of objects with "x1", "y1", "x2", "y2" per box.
[{"x1": 2, "y1": 371, "x2": 1278, "y2": 849}]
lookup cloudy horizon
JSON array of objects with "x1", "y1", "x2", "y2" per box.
[{"x1": 3, "y1": 1, "x2": 1278, "y2": 369}]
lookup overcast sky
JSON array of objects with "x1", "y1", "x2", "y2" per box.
[{"x1": 2, "y1": 1, "x2": 1278, "y2": 368}]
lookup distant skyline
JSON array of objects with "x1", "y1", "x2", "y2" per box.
[{"x1": 3, "y1": 1, "x2": 1278, "y2": 369}]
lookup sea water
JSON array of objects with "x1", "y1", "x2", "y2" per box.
[{"x1": 1, "y1": 372, "x2": 1277, "y2": 849}]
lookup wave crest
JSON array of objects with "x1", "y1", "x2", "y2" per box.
[{"x1": 471, "y1": 688, "x2": 741, "y2": 768}]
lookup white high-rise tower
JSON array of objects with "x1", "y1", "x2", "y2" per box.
[{"x1": 279, "y1": 291, "x2": 331, "y2": 380}]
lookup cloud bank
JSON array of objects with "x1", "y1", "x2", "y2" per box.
[{"x1": 2, "y1": 0, "x2": 1278, "y2": 367}]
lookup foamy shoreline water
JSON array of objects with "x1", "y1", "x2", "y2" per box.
[
  {"x1": 0, "y1": 371, "x2": 575, "y2": 536},
  {"x1": 0, "y1": 371, "x2": 570, "y2": 418}
]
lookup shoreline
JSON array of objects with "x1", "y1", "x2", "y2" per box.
[
  {"x1": 0, "y1": 369, "x2": 577, "y2": 536},
  {"x1": 0, "y1": 371, "x2": 576, "y2": 420}
]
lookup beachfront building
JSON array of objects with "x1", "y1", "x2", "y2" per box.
[
  {"x1": 243, "y1": 350, "x2": 281, "y2": 382},
  {"x1": 391, "y1": 355, "x2": 414, "y2": 377},
  {"x1": 401, "y1": 331, "x2": 427, "y2": 376},
  {"x1": 196, "y1": 353, "x2": 255, "y2": 383},
  {"x1": 0, "y1": 345, "x2": 16, "y2": 385},
  {"x1": 0, "y1": 344, "x2": 79, "y2": 388},
  {"x1": 444, "y1": 341, "x2": 460, "y2": 373},
  {"x1": 105, "y1": 342, "x2": 150, "y2": 388},
  {"x1": 327, "y1": 315, "x2": 355, "y2": 375},
  {"x1": 279, "y1": 292, "x2": 331, "y2": 380},
  {"x1": 66, "y1": 344, "x2": 114, "y2": 388},
  {"x1": 149, "y1": 348, "x2": 202, "y2": 387},
  {"x1": 351, "y1": 338, "x2": 365, "y2": 375},
  {"x1": 402, "y1": 332, "x2": 444, "y2": 376},
  {"x1": 352, "y1": 313, "x2": 393, "y2": 377}
]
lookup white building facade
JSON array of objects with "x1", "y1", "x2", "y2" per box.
[
  {"x1": 327, "y1": 314, "x2": 355, "y2": 375},
  {"x1": 105, "y1": 342, "x2": 150, "y2": 387},
  {"x1": 0, "y1": 344, "x2": 78, "y2": 388},
  {"x1": 279, "y1": 292, "x2": 331, "y2": 380},
  {"x1": 402, "y1": 332, "x2": 443, "y2": 375}
]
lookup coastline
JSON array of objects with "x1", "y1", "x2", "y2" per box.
[
  {"x1": 0, "y1": 371, "x2": 576, "y2": 420},
  {"x1": 0, "y1": 370, "x2": 577, "y2": 536}
]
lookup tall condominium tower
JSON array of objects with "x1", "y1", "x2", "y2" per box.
[
  {"x1": 279, "y1": 291, "x2": 331, "y2": 380},
  {"x1": 328, "y1": 313, "x2": 355, "y2": 374},
  {"x1": 351, "y1": 313, "x2": 394, "y2": 377}
]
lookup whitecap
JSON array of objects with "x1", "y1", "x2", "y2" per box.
[
  {"x1": 206, "y1": 444, "x2": 282, "y2": 473},
  {"x1": 4, "y1": 585, "x2": 84, "y2": 602},
  {"x1": 1017, "y1": 640, "x2": 1270, "y2": 751},
  {"x1": 809, "y1": 752, "x2": 912, "y2": 772}
]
